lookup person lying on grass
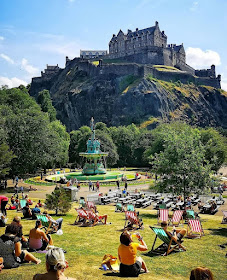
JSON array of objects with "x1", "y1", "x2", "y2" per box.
[
  {"x1": 118, "y1": 230, "x2": 148, "y2": 277},
  {"x1": 161, "y1": 221, "x2": 186, "y2": 242},
  {"x1": 29, "y1": 220, "x2": 54, "y2": 251},
  {"x1": 33, "y1": 247, "x2": 76, "y2": 280}
]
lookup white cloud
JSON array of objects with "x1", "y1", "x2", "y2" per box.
[
  {"x1": 221, "y1": 81, "x2": 227, "y2": 91},
  {"x1": 186, "y1": 47, "x2": 221, "y2": 69},
  {"x1": 190, "y1": 1, "x2": 198, "y2": 11},
  {"x1": 0, "y1": 53, "x2": 14, "y2": 64},
  {"x1": 21, "y1": 58, "x2": 39, "y2": 76},
  {"x1": 0, "y1": 76, "x2": 27, "y2": 88},
  {"x1": 0, "y1": 36, "x2": 4, "y2": 41},
  {"x1": 39, "y1": 42, "x2": 81, "y2": 58}
]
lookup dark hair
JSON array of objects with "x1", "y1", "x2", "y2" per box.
[
  {"x1": 190, "y1": 267, "x2": 214, "y2": 280},
  {"x1": 120, "y1": 231, "x2": 131, "y2": 246},
  {"x1": 35, "y1": 220, "x2": 41, "y2": 229},
  {"x1": 5, "y1": 223, "x2": 19, "y2": 235},
  {"x1": 26, "y1": 202, "x2": 29, "y2": 207},
  {"x1": 161, "y1": 221, "x2": 167, "y2": 227}
]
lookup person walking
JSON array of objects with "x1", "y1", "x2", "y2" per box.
[{"x1": 89, "y1": 181, "x2": 92, "y2": 191}]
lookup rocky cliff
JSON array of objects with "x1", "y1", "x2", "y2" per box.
[{"x1": 30, "y1": 60, "x2": 227, "y2": 131}]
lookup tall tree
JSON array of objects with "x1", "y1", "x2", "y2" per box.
[
  {"x1": 37, "y1": 89, "x2": 56, "y2": 122},
  {"x1": 146, "y1": 122, "x2": 212, "y2": 201}
]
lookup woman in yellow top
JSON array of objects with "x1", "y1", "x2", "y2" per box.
[{"x1": 118, "y1": 231, "x2": 148, "y2": 277}]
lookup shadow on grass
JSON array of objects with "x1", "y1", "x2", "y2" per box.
[
  {"x1": 140, "y1": 213, "x2": 157, "y2": 219},
  {"x1": 207, "y1": 227, "x2": 227, "y2": 237},
  {"x1": 103, "y1": 272, "x2": 121, "y2": 277},
  {"x1": 143, "y1": 249, "x2": 184, "y2": 258}
]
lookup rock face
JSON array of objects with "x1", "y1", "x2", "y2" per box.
[{"x1": 29, "y1": 60, "x2": 227, "y2": 131}]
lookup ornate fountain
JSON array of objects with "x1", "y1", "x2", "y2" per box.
[{"x1": 79, "y1": 118, "x2": 108, "y2": 175}]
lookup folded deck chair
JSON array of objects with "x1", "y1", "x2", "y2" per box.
[
  {"x1": 158, "y1": 209, "x2": 169, "y2": 225},
  {"x1": 149, "y1": 226, "x2": 186, "y2": 256},
  {"x1": 221, "y1": 210, "x2": 227, "y2": 224},
  {"x1": 74, "y1": 208, "x2": 89, "y2": 226},
  {"x1": 36, "y1": 214, "x2": 53, "y2": 233},
  {"x1": 186, "y1": 219, "x2": 204, "y2": 238},
  {"x1": 124, "y1": 211, "x2": 143, "y2": 230},
  {"x1": 169, "y1": 210, "x2": 183, "y2": 226},
  {"x1": 115, "y1": 203, "x2": 124, "y2": 212}
]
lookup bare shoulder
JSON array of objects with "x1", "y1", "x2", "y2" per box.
[{"x1": 33, "y1": 273, "x2": 47, "y2": 280}]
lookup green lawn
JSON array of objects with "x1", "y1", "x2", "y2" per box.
[{"x1": 0, "y1": 204, "x2": 226, "y2": 280}]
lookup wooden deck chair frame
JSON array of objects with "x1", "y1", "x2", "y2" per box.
[
  {"x1": 158, "y1": 209, "x2": 169, "y2": 225},
  {"x1": 36, "y1": 214, "x2": 53, "y2": 234},
  {"x1": 221, "y1": 210, "x2": 227, "y2": 224},
  {"x1": 186, "y1": 219, "x2": 204, "y2": 239},
  {"x1": 124, "y1": 211, "x2": 143, "y2": 230},
  {"x1": 169, "y1": 210, "x2": 184, "y2": 226},
  {"x1": 149, "y1": 226, "x2": 186, "y2": 256},
  {"x1": 74, "y1": 208, "x2": 89, "y2": 226},
  {"x1": 85, "y1": 209, "x2": 106, "y2": 226}
]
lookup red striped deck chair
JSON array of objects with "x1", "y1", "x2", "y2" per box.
[
  {"x1": 86, "y1": 209, "x2": 107, "y2": 226},
  {"x1": 124, "y1": 211, "x2": 143, "y2": 230},
  {"x1": 158, "y1": 209, "x2": 169, "y2": 225},
  {"x1": 87, "y1": 201, "x2": 97, "y2": 212},
  {"x1": 149, "y1": 226, "x2": 186, "y2": 256},
  {"x1": 169, "y1": 210, "x2": 184, "y2": 226},
  {"x1": 187, "y1": 219, "x2": 204, "y2": 238},
  {"x1": 74, "y1": 208, "x2": 89, "y2": 225},
  {"x1": 221, "y1": 210, "x2": 227, "y2": 224}
]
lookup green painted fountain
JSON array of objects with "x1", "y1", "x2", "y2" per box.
[{"x1": 45, "y1": 118, "x2": 136, "y2": 182}]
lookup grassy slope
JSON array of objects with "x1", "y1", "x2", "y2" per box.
[{"x1": 0, "y1": 203, "x2": 226, "y2": 280}]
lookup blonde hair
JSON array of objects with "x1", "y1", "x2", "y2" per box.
[
  {"x1": 46, "y1": 247, "x2": 66, "y2": 271},
  {"x1": 190, "y1": 267, "x2": 214, "y2": 280}
]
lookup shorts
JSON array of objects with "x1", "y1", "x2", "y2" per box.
[
  {"x1": 120, "y1": 261, "x2": 142, "y2": 277},
  {"x1": 17, "y1": 251, "x2": 25, "y2": 263}
]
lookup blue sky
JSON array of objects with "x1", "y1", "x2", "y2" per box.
[{"x1": 0, "y1": 0, "x2": 227, "y2": 90}]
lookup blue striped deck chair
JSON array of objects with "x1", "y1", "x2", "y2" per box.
[
  {"x1": 149, "y1": 226, "x2": 186, "y2": 256},
  {"x1": 36, "y1": 214, "x2": 53, "y2": 233}
]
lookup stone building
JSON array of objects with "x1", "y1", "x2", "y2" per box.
[
  {"x1": 108, "y1": 21, "x2": 194, "y2": 74},
  {"x1": 80, "y1": 50, "x2": 107, "y2": 59},
  {"x1": 40, "y1": 64, "x2": 61, "y2": 78}
]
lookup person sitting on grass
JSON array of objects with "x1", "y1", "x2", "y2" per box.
[
  {"x1": 33, "y1": 247, "x2": 76, "y2": 280},
  {"x1": 0, "y1": 223, "x2": 41, "y2": 268},
  {"x1": 29, "y1": 220, "x2": 53, "y2": 251},
  {"x1": 190, "y1": 267, "x2": 214, "y2": 280},
  {"x1": 118, "y1": 231, "x2": 148, "y2": 277},
  {"x1": 23, "y1": 202, "x2": 32, "y2": 219},
  {"x1": 43, "y1": 211, "x2": 63, "y2": 233},
  {"x1": 161, "y1": 221, "x2": 186, "y2": 243},
  {"x1": 9, "y1": 216, "x2": 28, "y2": 248}
]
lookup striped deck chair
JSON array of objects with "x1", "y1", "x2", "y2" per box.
[
  {"x1": 74, "y1": 208, "x2": 89, "y2": 226},
  {"x1": 149, "y1": 226, "x2": 186, "y2": 256},
  {"x1": 124, "y1": 211, "x2": 143, "y2": 230},
  {"x1": 87, "y1": 201, "x2": 97, "y2": 212},
  {"x1": 186, "y1": 219, "x2": 204, "y2": 238},
  {"x1": 85, "y1": 209, "x2": 107, "y2": 226},
  {"x1": 158, "y1": 209, "x2": 169, "y2": 225},
  {"x1": 36, "y1": 214, "x2": 53, "y2": 233},
  {"x1": 169, "y1": 210, "x2": 184, "y2": 226},
  {"x1": 115, "y1": 203, "x2": 124, "y2": 212},
  {"x1": 221, "y1": 210, "x2": 227, "y2": 224}
]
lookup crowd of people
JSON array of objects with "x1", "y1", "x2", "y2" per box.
[{"x1": 0, "y1": 179, "x2": 218, "y2": 280}]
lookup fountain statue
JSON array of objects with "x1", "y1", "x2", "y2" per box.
[{"x1": 79, "y1": 118, "x2": 108, "y2": 175}]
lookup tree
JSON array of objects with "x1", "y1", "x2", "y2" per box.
[
  {"x1": 37, "y1": 89, "x2": 56, "y2": 122},
  {"x1": 147, "y1": 122, "x2": 212, "y2": 203},
  {"x1": 45, "y1": 187, "x2": 72, "y2": 215}
]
